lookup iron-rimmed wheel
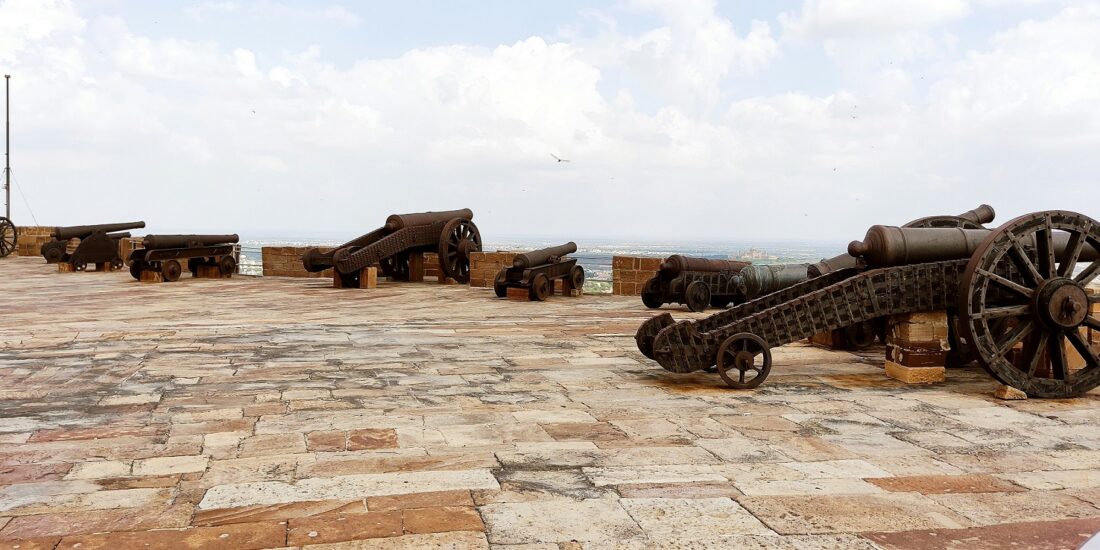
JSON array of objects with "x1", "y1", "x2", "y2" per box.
[
  {"x1": 161, "y1": 259, "x2": 182, "y2": 282},
  {"x1": 438, "y1": 218, "x2": 482, "y2": 284},
  {"x1": 73, "y1": 261, "x2": 88, "y2": 272},
  {"x1": 0, "y1": 217, "x2": 16, "y2": 258},
  {"x1": 379, "y1": 253, "x2": 410, "y2": 281},
  {"x1": 842, "y1": 321, "x2": 878, "y2": 349},
  {"x1": 716, "y1": 332, "x2": 772, "y2": 389},
  {"x1": 42, "y1": 241, "x2": 65, "y2": 263},
  {"x1": 219, "y1": 255, "x2": 236, "y2": 277},
  {"x1": 570, "y1": 265, "x2": 585, "y2": 291},
  {"x1": 641, "y1": 278, "x2": 663, "y2": 309},
  {"x1": 530, "y1": 273, "x2": 550, "y2": 301},
  {"x1": 684, "y1": 281, "x2": 710, "y2": 312},
  {"x1": 109, "y1": 258, "x2": 124, "y2": 272},
  {"x1": 959, "y1": 210, "x2": 1100, "y2": 398},
  {"x1": 130, "y1": 260, "x2": 144, "y2": 280},
  {"x1": 494, "y1": 270, "x2": 508, "y2": 298}
]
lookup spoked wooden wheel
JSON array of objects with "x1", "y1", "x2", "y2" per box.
[
  {"x1": 438, "y1": 218, "x2": 481, "y2": 284},
  {"x1": 716, "y1": 332, "x2": 772, "y2": 389},
  {"x1": 380, "y1": 253, "x2": 410, "y2": 281},
  {"x1": 959, "y1": 210, "x2": 1100, "y2": 397},
  {"x1": 684, "y1": 281, "x2": 710, "y2": 312},
  {"x1": 0, "y1": 217, "x2": 16, "y2": 258}
]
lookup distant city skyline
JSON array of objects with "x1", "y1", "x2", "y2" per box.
[{"x1": 1, "y1": 0, "x2": 1097, "y2": 241}]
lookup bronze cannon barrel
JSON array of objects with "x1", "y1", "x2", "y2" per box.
[
  {"x1": 513, "y1": 242, "x2": 577, "y2": 269},
  {"x1": 53, "y1": 221, "x2": 145, "y2": 240},
  {"x1": 142, "y1": 234, "x2": 239, "y2": 250},
  {"x1": 848, "y1": 226, "x2": 1100, "y2": 267},
  {"x1": 736, "y1": 264, "x2": 813, "y2": 299},
  {"x1": 958, "y1": 204, "x2": 996, "y2": 225},
  {"x1": 384, "y1": 209, "x2": 473, "y2": 232},
  {"x1": 660, "y1": 255, "x2": 750, "y2": 278}
]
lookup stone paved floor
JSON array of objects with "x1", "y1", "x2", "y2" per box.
[{"x1": 1, "y1": 256, "x2": 1099, "y2": 550}]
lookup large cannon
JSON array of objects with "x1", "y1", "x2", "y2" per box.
[
  {"x1": 641, "y1": 255, "x2": 751, "y2": 312},
  {"x1": 636, "y1": 210, "x2": 1100, "y2": 398},
  {"x1": 302, "y1": 208, "x2": 482, "y2": 287},
  {"x1": 129, "y1": 234, "x2": 239, "y2": 282},
  {"x1": 41, "y1": 221, "x2": 145, "y2": 271},
  {"x1": 494, "y1": 242, "x2": 584, "y2": 301}
]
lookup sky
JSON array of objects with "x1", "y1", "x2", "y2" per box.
[{"x1": 1, "y1": 0, "x2": 1098, "y2": 241}]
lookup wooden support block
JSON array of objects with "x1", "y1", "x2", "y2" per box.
[
  {"x1": 57, "y1": 262, "x2": 74, "y2": 273},
  {"x1": 438, "y1": 276, "x2": 455, "y2": 285},
  {"x1": 993, "y1": 384, "x2": 1028, "y2": 400},
  {"x1": 408, "y1": 253, "x2": 425, "y2": 282},
  {"x1": 885, "y1": 361, "x2": 944, "y2": 385},
  {"x1": 362, "y1": 266, "x2": 377, "y2": 289},
  {"x1": 809, "y1": 330, "x2": 845, "y2": 350},
  {"x1": 506, "y1": 286, "x2": 531, "y2": 302},
  {"x1": 139, "y1": 270, "x2": 163, "y2": 283},
  {"x1": 195, "y1": 265, "x2": 223, "y2": 279}
]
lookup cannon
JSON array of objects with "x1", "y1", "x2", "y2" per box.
[
  {"x1": 0, "y1": 216, "x2": 15, "y2": 258},
  {"x1": 302, "y1": 208, "x2": 482, "y2": 287},
  {"x1": 40, "y1": 221, "x2": 145, "y2": 271},
  {"x1": 129, "y1": 234, "x2": 239, "y2": 282},
  {"x1": 635, "y1": 210, "x2": 1100, "y2": 398},
  {"x1": 640, "y1": 255, "x2": 751, "y2": 312},
  {"x1": 494, "y1": 242, "x2": 584, "y2": 301}
]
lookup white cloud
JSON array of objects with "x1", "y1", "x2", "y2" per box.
[{"x1": 781, "y1": 0, "x2": 971, "y2": 38}]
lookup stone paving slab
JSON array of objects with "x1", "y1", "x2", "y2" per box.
[{"x1": 0, "y1": 257, "x2": 1098, "y2": 548}]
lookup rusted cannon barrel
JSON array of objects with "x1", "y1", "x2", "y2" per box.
[
  {"x1": 736, "y1": 264, "x2": 813, "y2": 299},
  {"x1": 848, "y1": 226, "x2": 1100, "y2": 267},
  {"x1": 142, "y1": 234, "x2": 239, "y2": 250},
  {"x1": 105, "y1": 232, "x2": 132, "y2": 240},
  {"x1": 384, "y1": 209, "x2": 473, "y2": 232},
  {"x1": 52, "y1": 221, "x2": 145, "y2": 240},
  {"x1": 513, "y1": 242, "x2": 577, "y2": 270},
  {"x1": 660, "y1": 255, "x2": 750, "y2": 278},
  {"x1": 958, "y1": 204, "x2": 996, "y2": 225}
]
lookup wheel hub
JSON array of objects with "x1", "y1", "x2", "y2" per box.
[
  {"x1": 1034, "y1": 277, "x2": 1089, "y2": 329},
  {"x1": 733, "y1": 350, "x2": 756, "y2": 371}
]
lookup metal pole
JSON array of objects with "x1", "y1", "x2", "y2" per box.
[{"x1": 4, "y1": 74, "x2": 9, "y2": 220}]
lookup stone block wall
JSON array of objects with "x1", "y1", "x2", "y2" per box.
[
  {"x1": 612, "y1": 255, "x2": 662, "y2": 296},
  {"x1": 13, "y1": 226, "x2": 53, "y2": 257},
  {"x1": 263, "y1": 246, "x2": 333, "y2": 278},
  {"x1": 469, "y1": 251, "x2": 518, "y2": 288}
]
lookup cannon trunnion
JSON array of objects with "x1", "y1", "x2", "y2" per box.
[
  {"x1": 129, "y1": 234, "x2": 239, "y2": 282},
  {"x1": 494, "y1": 242, "x2": 584, "y2": 301},
  {"x1": 41, "y1": 221, "x2": 146, "y2": 272},
  {"x1": 635, "y1": 209, "x2": 1100, "y2": 399},
  {"x1": 301, "y1": 208, "x2": 482, "y2": 287},
  {"x1": 641, "y1": 255, "x2": 751, "y2": 312}
]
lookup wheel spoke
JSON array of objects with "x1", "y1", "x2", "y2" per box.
[
  {"x1": 1084, "y1": 315, "x2": 1100, "y2": 331},
  {"x1": 1057, "y1": 225, "x2": 1090, "y2": 277},
  {"x1": 994, "y1": 319, "x2": 1035, "y2": 358},
  {"x1": 1048, "y1": 332, "x2": 1068, "y2": 380},
  {"x1": 1024, "y1": 331, "x2": 1050, "y2": 376},
  {"x1": 973, "y1": 304, "x2": 1031, "y2": 321},
  {"x1": 1036, "y1": 217, "x2": 1057, "y2": 278},
  {"x1": 979, "y1": 269, "x2": 1034, "y2": 298},
  {"x1": 738, "y1": 370, "x2": 746, "y2": 384},
  {"x1": 1009, "y1": 237, "x2": 1044, "y2": 286},
  {"x1": 1066, "y1": 330, "x2": 1100, "y2": 371},
  {"x1": 1075, "y1": 260, "x2": 1100, "y2": 286}
]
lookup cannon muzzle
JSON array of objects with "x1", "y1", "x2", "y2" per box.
[
  {"x1": 958, "y1": 204, "x2": 996, "y2": 225},
  {"x1": 302, "y1": 247, "x2": 336, "y2": 272},
  {"x1": 848, "y1": 226, "x2": 1100, "y2": 267},
  {"x1": 142, "y1": 234, "x2": 239, "y2": 250},
  {"x1": 513, "y1": 242, "x2": 577, "y2": 270},
  {"x1": 384, "y1": 209, "x2": 473, "y2": 232},
  {"x1": 52, "y1": 221, "x2": 146, "y2": 240},
  {"x1": 659, "y1": 255, "x2": 750, "y2": 279}
]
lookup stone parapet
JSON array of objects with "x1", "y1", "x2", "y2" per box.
[
  {"x1": 263, "y1": 246, "x2": 333, "y2": 278},
  {"x1": 469, "y1": 251, "x2": 518, "y2": 288},
  {"x1": 612, "y1": 255, "x2": 662, "y2": 296}
]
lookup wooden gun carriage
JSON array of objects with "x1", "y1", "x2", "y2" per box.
[
  {"x1": 41, "y1": 221, "x2": 145, "y2": 271},
  {"x1": 641, "y1": 256, "x2": 751, "y2": 312},
  {"x1": 494, "y1": 242, "x2": 585, "y2": 301},
  {"x1": 129, "y1": 234, "x2": 239, "y2": 282},
  {"x1": 636, "y1": 210, "x2": 1100, "y2": 398},
  {"x1": 302, "y1": 209, "x2": 482, "y2": 288}
]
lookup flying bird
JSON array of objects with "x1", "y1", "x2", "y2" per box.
[{"x1": 550, "y1": 154, "x2": 571, "y2": 163}]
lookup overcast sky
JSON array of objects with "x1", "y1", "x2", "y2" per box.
[{"x1": 1, "y1": 0, "x2": 1097, "y2": 241}]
